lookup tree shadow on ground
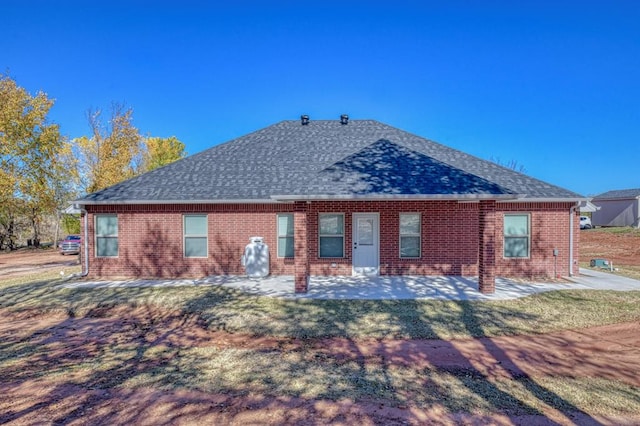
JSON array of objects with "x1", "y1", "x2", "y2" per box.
[{"x1": 0, "y1": 274, "x2": 627, "y2": 423}]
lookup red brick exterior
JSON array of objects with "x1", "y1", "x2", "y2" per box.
[
  {"x1": 293, "y1": 202, "x2": 309, "y2": 293},
  {"x1": 83, "y1": 201, "x2": 580, "y2": 292},
  {"x1": 478, "y1": 200, "x2": 496, "y2": 293}
]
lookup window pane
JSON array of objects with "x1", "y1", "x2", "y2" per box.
[
  {"x1": 400, "y1": 236, "x2": 420, "y2": 258},
  {"x1": 96, "y1": 215, "x2": 118, "y2": 236},
  {"x1": 400, "y1": 214, "x2": 420, "y2": 235},
  {"x1": 185, "y1": 237, "x2": 207, "y2": 257},
  {"x1": 319, "y1": 214, "x2": 343, "y2": 235},
  {"x1": 320, "y1": 236, "x2": 343, "y2": 257},
  {"x1": 504, "y1": 215, "x2": 528, "y2": 236},
  {"x1": 185, "y1": 215, "x2": 207, "y2": 235},
  {"x1": 504, "y1": 237, "x2": 529, "y2": 257},
  {"x1": 278, "y1": 214, "x2": 294, "y2": 236},
  {"x1": 278, "y1": 236, "x2": 294, "y2": 257},
  {"x1": 97, "y1": 237, "x2": 118, "y2": 257},
  {"x1": 357, "y1": 218, "x2": 374, "y2": 245}
]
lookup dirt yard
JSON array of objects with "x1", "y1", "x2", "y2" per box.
[
  {"x1": 0, "y1": 305, "x2": 638, "y2": 425},
  {"x1": 580, "y1": 228, "x2": 640, "y2": 265},
  {"x1": 0, "y1": 230, "x2": 639, "y2": 424},
  {"x1": 0, "y1": 248, "x2": 79, "y2": 278},
  {"x1": 580, "y1": 228, "x2": 640, "y2": 279}
]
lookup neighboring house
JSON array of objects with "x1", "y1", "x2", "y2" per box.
[
  {"x1": 591, "y1": 188, "x2": 640, "y2": 228},
  {"x1": 73, "y1": 117, "x2": 584, "y2": 293}
]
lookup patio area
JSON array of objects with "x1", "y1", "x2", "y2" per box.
[{"x1": 59, "y1": 268, "x2": 640, "y2": 300}]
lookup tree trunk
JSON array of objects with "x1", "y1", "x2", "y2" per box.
[{"x1": 30, "y1": 208, "x2": 41, "y2": 248}]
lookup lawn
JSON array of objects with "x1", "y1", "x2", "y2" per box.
[
  {"x1": 2, "y1": 271, "x2": 640, "y2": 340},
  {"x1": 1, "y1": 271, "x2": 640, "y2": 423}
]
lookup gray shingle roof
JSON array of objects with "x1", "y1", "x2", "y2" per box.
[
  {"x1": 77, "y1": 119, "x2": 582, "y2": 203},
  {"x1": 593, "y1": 188, "x2": 640, "y2": 200}
]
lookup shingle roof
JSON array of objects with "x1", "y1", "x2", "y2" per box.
[
  {"x1": 76, "y1": 119, "x2": 582, "y2": 204},
  {"x1": 593, "y1": 188, "x2": 640, "y2": 200}
]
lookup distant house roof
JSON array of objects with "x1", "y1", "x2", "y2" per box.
[
  {"x1": 76, "y1": 119, "x2": 583, "y2": 204},
  {"x1": 579, "y1": 200, "x2": 600, "y2": 213},
  {"x1": 593, "y1": 188, "x2": 640, "y2": 200}
]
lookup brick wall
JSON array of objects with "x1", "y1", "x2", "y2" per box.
[
  {"x1": 495, "y1": 202, "x2": 578, "y2": 279},
  {"x1": 306, "y1": 200, "x2": 480, "y2": 276},
  {"x1": 85, "y1": 203, "x2": 295, "y2": 279},
  {"x1": 83, "y1": 201, "x2": 578, "y2": 280}
]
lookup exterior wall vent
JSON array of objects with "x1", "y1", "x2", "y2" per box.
[
  {"x1": 340, "y1": 114, "x2": 349, "y2": 125},
  {"x1": 301, "y1": 115, "x2": 310, "y2": 125}
]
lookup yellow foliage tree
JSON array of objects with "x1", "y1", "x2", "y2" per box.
[
  {"x1": 75, "y1": 104, "x2": 144, "y2": 194},
  {"x1": 0, "y1": 74, "x2": 73, "y2": 248},
  {"x1": 143, "y1": 136, "x2": 186, "y2": 171}
]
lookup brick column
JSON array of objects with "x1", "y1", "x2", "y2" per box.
[
  {"x1": 293, "y1": 202, "x2": 309, "y2": 293},
  {"x1": 478, "y1": 200, "x2": 497, "y2": 294}
]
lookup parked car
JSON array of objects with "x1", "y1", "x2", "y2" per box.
[
  {"x1": 580, "y1": 216, "x2": 592, "y2": 229},
  {"x1": 59, "y1": 235, "x2": 81, "y2": 255}
]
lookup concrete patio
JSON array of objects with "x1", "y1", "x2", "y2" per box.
[{"x1": 59, "y1": 268, "x2": 640, "y2": 301}]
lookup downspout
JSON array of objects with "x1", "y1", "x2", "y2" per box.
[
  {"x1": 569, "y1": 203, "x2": 578, "y2": 277},
  {"x1": 75, "y1": 204, "x2": 90, "y2": 277}
]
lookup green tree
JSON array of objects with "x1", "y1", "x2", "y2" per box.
[
  {"x1": 0, "y1": 74, "x2": 73, "y2": 248},
  {"x1": 61, "y1": 213, "x2": 81, "y2": 235},
  {"x1": 75, "y1": 103, "x2": 144, "y2": 193},
  {"x1": 143, "y1": 136, "x2": 186, "y2": 171}
]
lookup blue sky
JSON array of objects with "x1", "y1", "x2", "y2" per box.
[{"x1": 2, "y1": 1, "x2": 639, "y2": 196}]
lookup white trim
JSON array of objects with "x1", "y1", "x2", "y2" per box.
[
  {"x1": 498, "y1": 197, "x2": 586, "y2": 203},
  {"x1": 503, "y1": 213, "x2": 531, "y2": 259},
  {"x1": 95, "y1": 214, "x2": 119, "y2": 258},
  {"x1": 75, "y1": 195, "x2": 587, "y2": 205},
  {"x1": 273, "y1": 194, "x2": 523, "y2": 201},
  {"x1": 276, "y1": 213, "x2": 294, "y2": 258},
  {"x1": 318, "y1": 213, "x2": 345, "y2": 258},
  {"x1": 183, "y1": 214, "x2": 209, "y2": 258},
  {"x1": 75, "y1": 199, "x2": 288, "y2": 205},
  {"x1": 352, "y1": 212, "x2": 380, "y2": 276},
  {"x1": 399, "y1": 212, "x2": 421, "y2": 259}
]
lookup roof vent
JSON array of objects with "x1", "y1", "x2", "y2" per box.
[
  {"x1": 340, "y1": 114, "x2": 349, "y2": 125},
  {"x1": 300, "y1": 115, "x2": 310, "y2": 125}
]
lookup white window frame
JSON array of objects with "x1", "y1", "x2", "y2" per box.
[
  {"x1": 183, "y1": 214, "x2": 208, "y2": 258},
  {"x1": 399, "y1": 213, "x2": 421, "y2": 258},
  {"x1": 319, "y1": 213, "x2": 345, "y2": 258},
  {"x1": 277, "y1": 213, "x2": 294, "y2": 258},
  {"x1": 95, "y1": 214, "x2": 118, "y2": 258},
  {"x1": 503, "y1": 213, "x2": 530, "y2": 259}
]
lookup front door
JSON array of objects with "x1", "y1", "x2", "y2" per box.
[{"x1": 352, "y1": 213, "x2": 379, "y2": 276}]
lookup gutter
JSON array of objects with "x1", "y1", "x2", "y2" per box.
[
  {"x1": 73, "y1": 198, "x2": 287, "y2": 206},
  {"x1": 270, "y1": 193, "x2": 524, "y2": 201},
  {"x1": 569, "y1": 202, "x2": 579, "y2": 277},
  {"x1": 71, "y1": 204, "x2": 89, "y2": 278}
]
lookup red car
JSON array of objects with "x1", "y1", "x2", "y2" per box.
[{"x1": 59, "y1": 235, "x2": 81, "y2": 255}]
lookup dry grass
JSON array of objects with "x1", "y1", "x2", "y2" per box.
[
  {"x1": 594, "y1": 226, "x2": 640, "y2": 236},
  {"x1": 2, "y1": 272, "x2": 640, "y2": 419},
  {"x1": 2, "y1": 328, "x2": 638, "y2": 418},
  {"x1": 1, "y1": 271, "x2": 640, "y2": 341}
]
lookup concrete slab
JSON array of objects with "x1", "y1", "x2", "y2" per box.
[
  {"x1": 59, "y1": 268, "x2": 640, "y2": 300},
  {"x1": 570, "y1": 267, "x2": 640, "y2": 291}
]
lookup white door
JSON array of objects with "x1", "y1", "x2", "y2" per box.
[{"x1": 352, "y1": 213, "x2": 379, "y2": 276}]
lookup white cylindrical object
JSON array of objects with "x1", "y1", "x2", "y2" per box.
[{"x1": 242, "y1": 237, "x2": 269, "y2": 278}]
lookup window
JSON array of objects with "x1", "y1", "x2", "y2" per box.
[
  {"x1": 96, "y1": 215, "x2": 118, "y2": 257},
  {"x1": 399, "y1": 213, "x2": 421, "y2": 258},
  {"x1": 277, "y1": 214, "x2": 294, "y2": 258},
  {"x1": 504, "y1": 214, "x2": 530, "y2": 258},
  {"x1": 319, "y1": 213, "x2": 344, "y2": 257},
  {"x1": 184, "y1": 215, "x2": 208, "y2": 257}
]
